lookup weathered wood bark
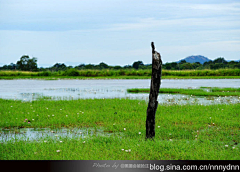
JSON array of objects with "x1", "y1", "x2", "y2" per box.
[{"x1": 146, "y1": 42, "x2": 162, "y2": 139}]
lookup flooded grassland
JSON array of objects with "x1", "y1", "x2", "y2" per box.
[{"x1": 0, "y1": 79, "x2": 240, "y2": 160}]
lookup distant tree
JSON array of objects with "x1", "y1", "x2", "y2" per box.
[
  {"x1": 180, "y1": 63, "x2": 194, "y2": 70},
  {"x1": 204, "y1": 57, "x2": 227, "y2": 69},
  {"x1": 99, "y1": 62, "x2": 109, "y2": 69},
  {"x1": 192, "y1": 62, "x2": 201, "y2": 69},
  {"x1": 16, "y1": 55, "x2": 38, "y2": 71},
  {"x1": 53, "y1": 63, "x2": 66, "y2": 68},
  {"x1": 16, "y1": 55, "x2": 29, "y2": 71},
  {"x1": 213, "y1": 57, "x2": 227, "y2": 64},
  {"x1": 51, "y1": 63, "x2": 67, "y2": 71},
  {"x1": 113, "y1": 65, "x2": 122, "y2": 70},
  {"x1": 27, "y1": 58, "x2": 38, "y2": 71},
  {"x1": 163, "y1": 62, "x2": 179, "y2": 70},
  {"x1": 164, "y1": 63, "x2": 172, "y2": 70},
  {"x1": 170, "y1": 62, "x2": 178, "y2": 70},
  {"x1": 1, "y1": 65, "x2": 8, "y2": 70},
  {"x1": 38, "y1": 67, "x2": 46, "y2": 71},
  {"x1": 138, "y1": 65, "x2": 147, "y2": 69},
  {"x1": 145, "y1": 64, "x2": 152, "y2": 69},
  {"x1": 123, "y1": 65, "x2": 132, "y2": 69},
  {"x1": 132, "y1": 61, "x2": 144, "y2": 70},
  {"x1": 0, "y1": 63, "x2": 17, "y2": 70},
  {"x1": 210, "y1": 63, "x2": 225, "y2": 69},
  {"x1": 228, "y1": 61, "x2": 240, "y2": 69},
  {"x1": 75, "y1": 64, "x2": 86, "y2": 70},
  {"x1": 179, "y1": 60, "x2": 187, "y2": 64},
  {"x1": 203, "y1": 60, "x2": 213, "y2": 69},
  {"x1": 85, "y1": 64, "x2": 95, "y2": 69}
]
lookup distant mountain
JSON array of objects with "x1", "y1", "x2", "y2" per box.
[{"x1": 178, "y1": 55, "x2": 211, "y2": 64}]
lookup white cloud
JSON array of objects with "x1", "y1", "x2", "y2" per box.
[
  {"x1": 107, "y1": 16, "x2": 240, "y2": 32},
  {"x1": 0, "y1": 0, "x2": 240, "y2": 65},
  {"x1": 161, "y1": 2, "x2": 240, "y2": 14},
  {"x1": 189, "y1": 2, "x2": 240, "y2": 12}
]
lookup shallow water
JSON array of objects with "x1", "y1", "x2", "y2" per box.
[
  {"x1": 0, "y1": 127, "x2": 119, "y2": 142},
  {"x1": 158, "y1": 94, "x2": 240, "y2": 105},
  {"x1": 1, "y1": 79, "x2": 239, "y2": 142},
  {"x1": 0, "y1": 79, "x2": 239, "y2": 103}
]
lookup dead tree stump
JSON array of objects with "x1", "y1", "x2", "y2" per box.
[{"x1": 146, "y1": 42, "x2": 162, "y2": 139}]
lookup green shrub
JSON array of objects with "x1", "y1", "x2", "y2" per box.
[
  {"x1": 63, "y1": 69, "x2": 80, "y2": 76},
  {"x1": 39, "y1": 71, "x2": 52, "y2": 76}
]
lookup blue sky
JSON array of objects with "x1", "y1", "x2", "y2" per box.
[{"x1": 0, "y1": 0, "x2": 240, "y2": 67}]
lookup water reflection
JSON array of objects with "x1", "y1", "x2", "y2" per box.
[
  {"x1": 0, "y1": 79, "x2": 239, "y2": 104},
  {"x1": 0, "y1": 127, "x2": 120, "y2": 142}
]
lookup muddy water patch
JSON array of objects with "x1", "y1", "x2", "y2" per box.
[{"x1": 0, "y1": 127, "x2": 122, "y2": 142}]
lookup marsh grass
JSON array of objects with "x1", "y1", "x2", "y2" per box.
[
  {"x1": 209, "y1": 87, "x2": 240, "y2": 92},
  {"x1": 0, "y1": 98, "x2": 239, "y2": 160},
  {"x1": 0, "y1": 69, "x2": 240, "y2": 79},
  {"x1": 127, "y1": 87, "x2": 240, "y2": 97}
]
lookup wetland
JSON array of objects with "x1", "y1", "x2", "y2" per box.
[{"x1": 0, "y1": 79, "x2": 239, "y2": 160}]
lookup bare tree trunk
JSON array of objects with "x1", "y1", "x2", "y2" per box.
[{"x1": 146, "y1": 42, "x2": 162, "y2": 139}]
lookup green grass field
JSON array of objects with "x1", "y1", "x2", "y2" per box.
[{"x1": 0, "y1": 98, "x2": 239, "y2": 160}]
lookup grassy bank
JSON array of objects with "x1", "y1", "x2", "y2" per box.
[
  {"x1": 0, "y1": 98, "x2": 239, "y2": 160},
  {"x1": 127, "y1": 87, "x2": 240, "y2": 97},
  {"x1": 1, "y1": 76, "x2": 240, "y2": 80},
  {"x1": 0, "y1": 68, "x2": 240, "y2": 79}
]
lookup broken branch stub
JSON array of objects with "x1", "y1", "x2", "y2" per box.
[{"x1": 146, "y1": 42, "x2": 162, "y2": 139}]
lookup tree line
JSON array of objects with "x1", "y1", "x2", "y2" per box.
[
  {"x1": 164, "y1": 58, "x2": 240, "y2": 70},
  {"x1": 1, "y1": 55, "x2": 240, "y2": 71}
]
